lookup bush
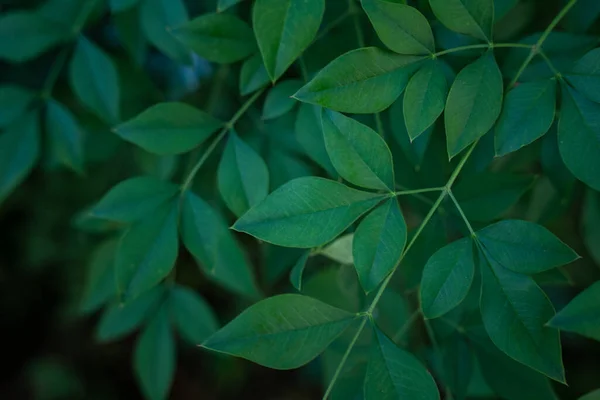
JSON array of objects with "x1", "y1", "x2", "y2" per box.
[{"x1": 1, "y1": 0, "x2": 600, "y2": 399}]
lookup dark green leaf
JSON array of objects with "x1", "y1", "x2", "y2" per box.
[
  {"x1": 253, "y1": 0, "x2": 325, "y2": 81},
  {"x1": 429, "y1": 0, "x2": 493, "y2": 41},
  {"x1": 115, "y1": 102, "x2": 222, "y2": 155},
  {"x1": 89, "y1": 176, "x2": 179, "y2": 223},
  {"x1": 141, "y1": 0, "x2": 191, "y2": 64},
  {"x1": 563, "y1": 0, "x2": 600, "y2": 34},
  {"x1": 134, "y1": 304, "x2": 175, "y2": 400},
  {"x1": 172, "y1": 13, "x2": 256, "y2": 64},
  {"x1": 294, "y1": 48, "x2": 424, "y2": 113},
  {"x1": 218, "y1": 131, "x2": 269, "y2": 217},
  {"x1": 445, "y1": 51, "x2": 503, "y2": 158},
  {"x1": 167, "y1": 285, "x2": 218, "y2": 344},
  {"x1": 263, "y1": 80, "x2": 303, "y2": 120},
  {"x1": 79, "y1": 240, "x2": 118, "y2": 314},
  {"x1": 353, "y1": 198, "x2": 406, "y2": 293},
  {"x1": 114, "y1": 7, "x2": 148, "y2": 65},
  {"x1": 240, "y1": 54, "x2": 270, "y2": 96},
  {"x1": 568, "y1": 48, "x2": 600, "y2": 104},
  {"x1": 202, "y1": 294, "x2": 356, "y2": 369},
  {"x1": 116, "y1": 201, "x2": 179, "y2": 302},
  {"x1": 290, "y1": 251, "x2": 311, "y2": 291},
  {"x1": 110, "y1": 0, "x2": 139, "y2": 12},
  {"x1": 69, "y1": 37, "x2": 120, "y2": 124},
  {"x1": 295, "y1": 104, "x2": 336, "y2": 176},
  {"x1": 322, "y1": 110, "x2": 394, "y2": 191},
  {"x1": 548, "y1": 281, "x2": 600, "y2": 342},
  {"x1": 441, "y1": 334, "x2": 473, "y2": 400},
  {"x1": 582, "y1": 189, "x2": 600, "y2": 265},
  {"x1": 45, "y1": 99, "x2": 84, "y2": 173},
  {"x1": 233, "y1": 177, "x2": 385, "y2": 248},
  {"x1": 0, "y1": 85, "x2": 35, "y2": 128},
  {"x1": 420, "y1": 238, "x2": 475, "y2": 319},
  {"x1": 389, "y1": 95, "x2": 434, "y2": 168},
  {"x1": 361, "y1": 0, "x2": 434, "y2": 55},
  {"x1": 364, "y1": 326, "x2": 439, "y2": 400},
  {"x1": 403, "y1": 60, "x2": 448, "y2": 140},
  {"x1": 0, "y1": 110, "x2": 40, "y2": 204},
  {"x1": 181, "y1": 192, "x2": 260, "y2": 298},
  {"x1": 217, "y1": 0, "x2": 244, "y2": 12},
  {"x1": 580, "y1": 389, "x2": 600, "y2": 400}
]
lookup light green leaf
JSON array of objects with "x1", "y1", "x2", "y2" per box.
[
  {"x1": 110, "y1": 0, "x2": 139, "y2": 12},
  {"x1": 0, "y1": 85, "x2": 36, "y2": 128},
  {"x1": 495, "y1": 80, "x2": 556, "y2": 156},
  {"x1": 479, "y1": 247, "x2": 565, "y2": 382},
  {"x1": 582, "y1": 189, "x2": 600, "y2": 265},
  {"x1": 478, "y1": 219, "x2": 578, "y2": 274},
  {"x1": 115, "y1": 102, "x2": 222, "y2": 155},
  {"x1": 320, "y1": 233, "x2": 354, "y2": 265},
  {"x1": 558, "y1": 84, "x2": 600, "y2": 191},
  {"x1": 240, "y1": 54, "x2": 270, "y2": 96},
  {"x1": 445, "y1": 51, "x2": 503, "y2": 158},
  {"x1": 290, "y1": 251, "x2": 311, "y2": 291},
  {"x1": 233, "y1": 177, "x2": 385, "y2": 248},
  {"x1": 167, "y1": 285, "x2": 218, "y2": 344},
  {"x1": 566, "y1": 47, "x2": 600, "y2": 103},
  {"x1": 403, "y1": 60, "x2": 448, "y2": 140},
  {"x1": 217, "y1": 0, "x2": 244, "y2": 12},
  {"x1": 96, "y1": 285, "x2": 165, "y2": 342},
  {"x1": 69, "y1": 37, "x2": 120, "y2": 124},
  {"x1": 295, "y1": 104, "x2": 336, "y2": 176},
  {"x1": 0, "y1": 110, "x2": 40, "y2": 204},
  {"x1": 172, "y1": 13, "x2": 256, "y2": 64},
  {"x1": 364, "y1": 326, "x2": 439, "y2": 400},
  {"x1": 294, "y1": 47, "x2": 425, "y2": 114},
  {"x1": 116, "y1": 201, "x2": 179, "y2": 302},
  {"x1": 181, "y1": 192, "x2": 260, "y2": 298},
  {"x1": 548, "y1": 281, "x2": 600, "y2": 342},
  {"x1": 353, "y1": 198, "x2": 406, "y2": 293},
  {"x1": 202, "y1": 294, "x2": 356, "y2": 369},
  {"x1": 253, "y1": 0, "x2": 325, "y2": 81},
  {"x1": 218, "y1": 131, "x2": 269, "y2": 217},
  {"x1": 362, "y1": 0, "x2": 434, "y2": 55},
  {"x1": 134, "y1": 304, "x2": 175, "y2": 400},
  {"x1": 89, "y1": 176, "x2": 179, "y2": 223},
  {"x1": 0, "y1": 11, "x2": 67, "y2": 62},
  {"x1": 322, "y1": 110, "x2": 394, "y2": 191},
  {"x1": 141, "y1": 0, "x2": 191, "y2": 64},
  {"x1": 429, "y1": 0, "x2": 494, "y2": 41},
  {"x1": 420, "y1": 238, "x2": 475, "y2": 319},
  {"x1": 79, "y1": 240, "x2": 118, "y2": 314},
  {"x1": 263, "y1": 80, "x2": 303, "y2": 120},
  {"x1": 45, "y1": 99, "x2": 84, "y2": 173}
]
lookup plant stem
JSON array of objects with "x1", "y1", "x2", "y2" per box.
[
  {"x1": 374, "y1": 112, "x2": 384, "y2": 136},
  {"x1": 392, "y1": 309, "x2": 421, "y2": 344},
  {"x1": 351, "y1": 0, "x2": 366, "y2": 48},
  {"x1": 395, "y1": 187, "x2": 444, "y2": 196},
  {"x1": 314, "y1": 10, "x2": 352, "y2": 43},
  {"x1": 41, "y1": 47, "x2": 71, "y2": 98},
  {"x1": 433, "y1": 44, "x2": 491, "y2": 57},
  {"x1": 538, "y1": 50, "x2": 562, "y2": 77},
  {"x1": 448, "y1": 190, "x2": 476, "y2": 236}
]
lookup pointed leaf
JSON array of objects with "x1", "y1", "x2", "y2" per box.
[
  {"x1": 202, "y1": 294, "x2": 356, "y2": 369},
  {"x1": 389, "y1": 96, "x2": 434, "y2": 167},
  {"x1": 567, "y1": 48, "x2": 600, "y2": 104},
  {"x1": 263, "y1": 80, "x2": 303, "y2": 120},
  {"x1": 233, "y1": 177, "x2": 385, "y2": 248},
  {"x1": 290, "y1": 251, "x2": 311, "y2": 291},
  {"x1": 46, "y1": 99, "x2": 84, "y2": 173},
  {"x1": 217, "y1": 0, "x2": 244, "y2": 12},
  {"x1": 320, "y1": 234, "x2": 354, "y2": 265},
  {"x1": 141, "y1": 0, "x2": 191, "y2": 63},
  {"x1": 167, "y1": 285, "x2": 218, "y2": 344},
  {"x1": 240, "y1": 53, "x2": 270, "y2": 96},
  {"x1": 295, "y1": 104, "x2": 336, "y2": 176},
  {"x1": 0, "y1": 85, "x2": 36, "y2": 128},
  {"x1": 80, "y1": 240, "x2": 118, "y2": 314},
  {"x1": 580, "y1": 390, "x2": 600, "y2": 400},
  {"x1": 548, "y1": 281, "x2": 600, "y2": 342},
  {"x1": 429, "y1": 0, "x2": 493, "y2": 41}
]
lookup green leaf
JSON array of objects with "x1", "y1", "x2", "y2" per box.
[
  {"x1": 114, "y1": 7, "x2": 148, "y2": 65},
  {"x1": 167, "y1": 285, "x2": 218, "y2": 344},
  {"x1": 233, "y1": 177, "x2": 385, "y2": 248},
  {"x1": 580, "y1": 389, "x2": 600, "y2": 400},
  {"x1": 420, "y1": 237, "x2": 475, "y2": 319},
  {"x1": 116, "y1": 201, "x2": 179, "y2": 302},
  {"x1": 202, "y1": 294, "x2": 356, "y2": 369},
  {"x1": 389, "y1": 95, "x2": 434, "y2": 168},
  {"x1": 240, "y1": 54, "x2": 270, "y2": 96},
  {"x1": 322, "y1": 110, "x2": 394, "y2": 191},
  {"x1": 548, "y1": 281, "x2": 600, "y2": 342},
  {"x1": 263, "y1": 80, "x2": 303, "y2": 120},
  {"x1": 0, "y1": 110, "x2": 40, "y2": 204},
  {"x1": 320, "y1": 234, "x2": 354, "y2": 265},
  {"x1": 0, "y1": 11, "x2": 67, "y2": 62},
  {"x1": 495, "y1": 80, "x2": 556, "y2": 156},
  {"x1": 364, "y1": 326, "x2": 440, "y2": 400},
  {"x1": 295, "y1": 104, "x2": 336, "y2": 176},
  {"x1": 453, "y1": 172, "x2": 535, "y2": 222},
  {"x1": 172, "y1": 13, "x2": 256, "y2": 64},
  {"x1": 96, "y1": 285, "x2": 165, "y2": 342},
  {"x1": 134, "y1": 304, "x2": 175, "y2": 400},
  {"x1": 445, "y1": 51, "x2": 503, "y2": 158},
  {"x1": 478, "y1": 219, "x2": 578, "y2": 274},
  {"x1": 479, "y1": 247, "x2": 565, "y2": 382},
  {"x1": 0, "y1": 85, "x2": 36, "y2": 128},
  {"x1": 110, "y1": 0, "x2": 139, "y2": 12},
  {"x1": 441, "y1": 334, "x2": 473, "y2": 400},
  {"x1": 294, "y1": 47, "x2": 425, "y2": 114},
  {"x1": 563, "y1": 0, "x2": 600, "y2": 35},
  {"x1": 69, "y1": 37, "x2": 120, "y2": 124},
  {"x1": 403, "y1": 60, "x2": 448, "y2": 140},
  {"x1": 89, "y1": 176, "x2": 179, "y2": 223},
  {"x1": 290, "y1": 251, "x2": 311, "y2": 291},
  {"x1": 141, "y1": 0, "x2": 191, "y2": 64},
  {"x1": 429, "y1": 0, "x2": 494, "y2": 41},
  {"x1": 181, "y1": 192, "x2": 260, "y2": 299},
  {"x1": 353, "y1": 198, "x2": 406, "y2": 293},
  {"x1": 115, "y1": 102, "x2": 222, "y2": 155},
  {"x1": 217, "y1": 0, "x2": 244, "y2": 12},
  {"x1": 361, "y1": 0, "x2": 434, "y2": 55},
  {"x1": 253, "y1": 0, "x2": 325, "y2": 81},
  {"x1": 218, "y1": 131, "x2": 269, "y2": 217},
  {"x1": 582, "y1": 189, "x2": 600, "y2": 265},
  {"x1": 79, "y1": 240, "x2": 118, "y2": 314},
  {"x1": 568, "y1": 48, "x2": 600, "y2": 104},
  {"x1": 45, "y1": 99, "x2": 85, "y2": 174}
]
